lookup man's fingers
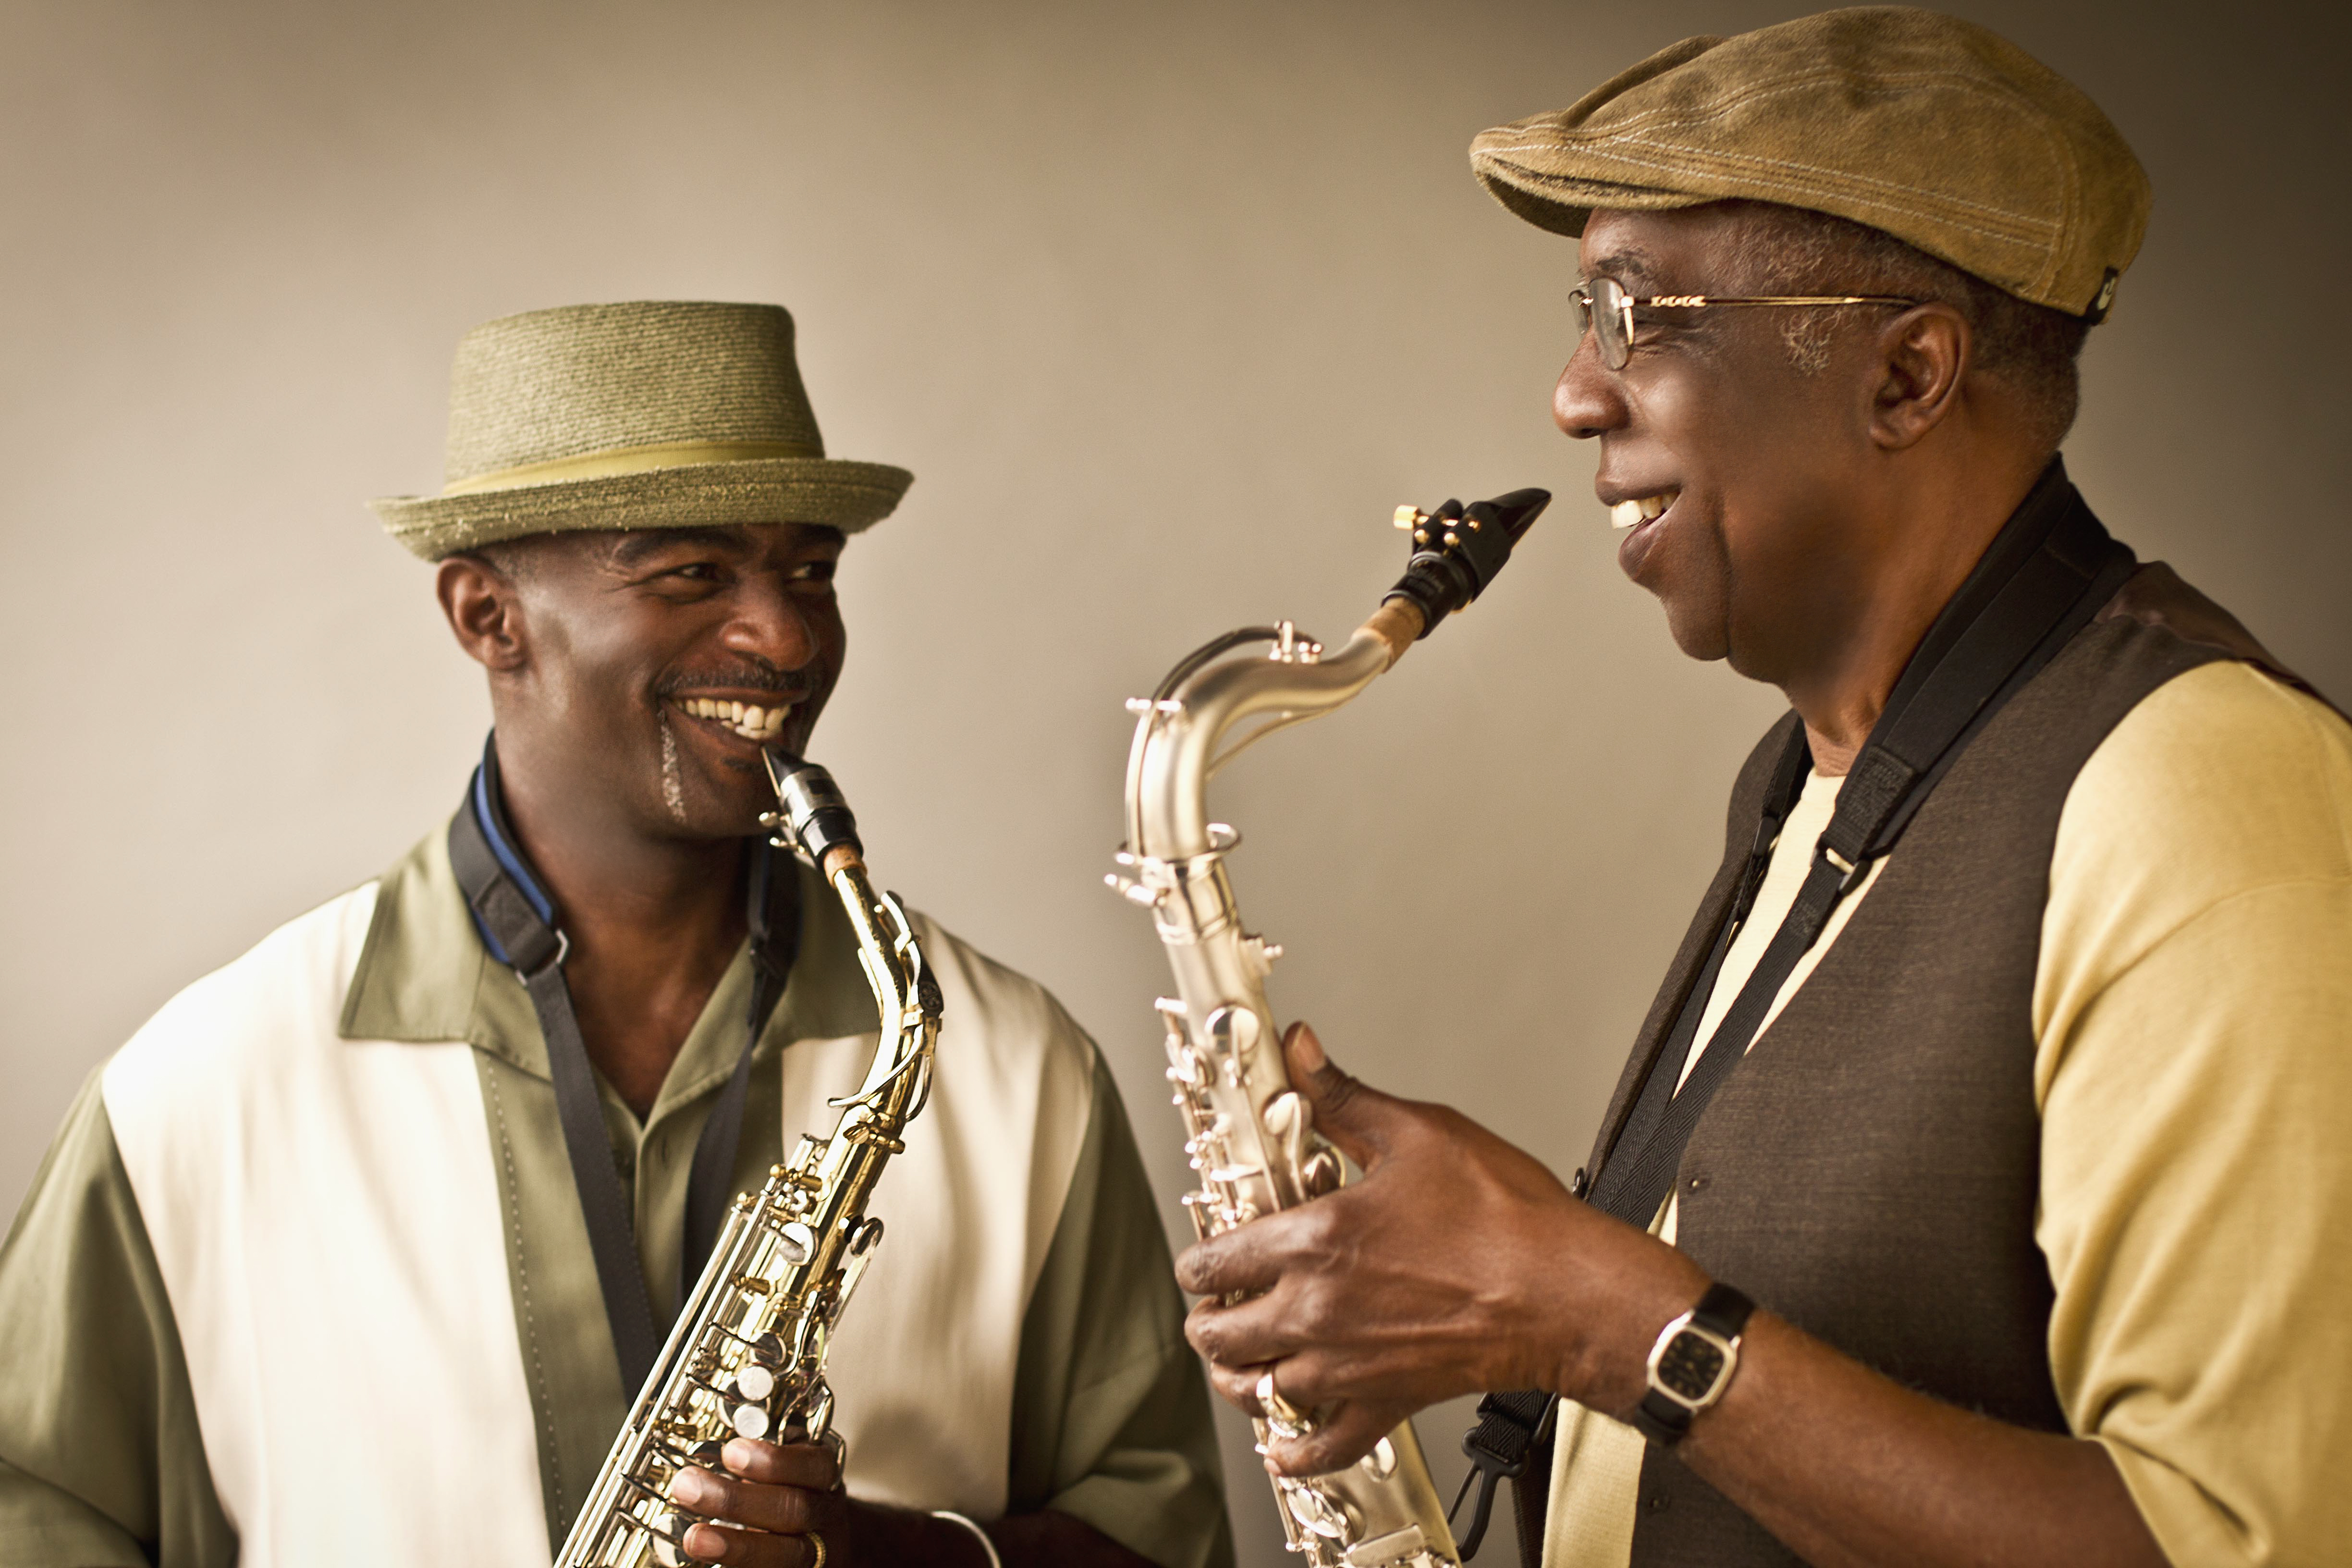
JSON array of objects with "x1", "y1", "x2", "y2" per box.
[
  {"x1": 1282, "y1": 1022, "x2": 1396, "y2": 1169},
  {"x1": 720, "y1": 1438, "x2": 840, "y2": 1491},
  {"x1": 1261, "y1": 1398, "x2": 1400, "y2": 1479},
  {"x1": 679, "y1": 1520, "x2": 823, "y2": 1566},
  {"x1": 668, "y1": 1467, "x2": 829, "y2": 1536},
  {"x1": 1206, "y1": 1358, "x2": 1275, "y2": 1416},
  {"x1": 1185, "y1": 1288, "x2": 1307, "y2": 1370},
  {"x1": 1174, "y1": 1207, "x2": 1310, "y2": 1299}
]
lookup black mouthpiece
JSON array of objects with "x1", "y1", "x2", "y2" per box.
[
  {"x1": 1383, "y1": 487, "x2": 1550, "y2": 637},
  {"x1": 761, "y1": 750, "x2": 863, "y2": 867}
]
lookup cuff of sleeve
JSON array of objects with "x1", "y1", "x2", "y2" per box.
[{"x1": 931, "y1": 1510, "x2": 1003, "y2": 1568}]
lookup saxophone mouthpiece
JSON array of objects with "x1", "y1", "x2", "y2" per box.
[
  {"x1": 761, "y1": 749, "x2": 864, "y2": 871},
  {"x1": 1381, "y1": 486, "x2": 1550, "y2": 639},
  {"x1": 1483, "y1": 487, "x2": 1551, "y2": 545}
]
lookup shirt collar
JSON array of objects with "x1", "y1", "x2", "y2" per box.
[{"x1": 339, "y1": 816, "x2": 881, "y2": 1107}]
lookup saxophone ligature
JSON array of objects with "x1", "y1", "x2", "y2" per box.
[
  {"x1": 555, "y1": 752, "x2": 944, "y2": 1568},
  {"x1": 1110, "y1": 488, "x2": 1549, "y2": 1568}
]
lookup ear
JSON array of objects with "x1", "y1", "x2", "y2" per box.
[
  {"x1": 435, "y1": 554, "x2": 530, "y2": 673},
  {"x1": 1868, "y1": 302, "x2": 1970, "y2": 451}
]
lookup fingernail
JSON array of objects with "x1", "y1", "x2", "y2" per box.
[
  {"x1": 669, "y1": 1469, "x2": 711, "y2": 1508},
  {"x1": 722, "y1": 1438, "x2": 758, "y2": 1472},
  {"x1": 683, "y1": 1522, "x2": 723, "y2": 1560},
  {"x1": 1290, "y1": 1023, "x2": 1326, "y2": 1073}
]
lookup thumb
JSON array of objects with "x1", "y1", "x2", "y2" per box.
[{"x1": 1282, "y1": 1021, "x2": 1400, "y2": 1170}]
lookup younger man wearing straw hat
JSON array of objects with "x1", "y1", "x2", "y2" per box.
[
  {"x1": 1177, "y1": 10, "x2": 2351, "y2": 1568},
  {"x1": 0, "y1": 302, "x2": 1231, "y2": 1568}
]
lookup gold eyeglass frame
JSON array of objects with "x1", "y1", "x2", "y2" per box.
[{"x1": 1573, "y1": 275, "x2": 1917, "y2": 370}]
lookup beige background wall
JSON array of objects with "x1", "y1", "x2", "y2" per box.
[{"x1": 3, "y1": 2, "x2": 2344, "y2": 1561}]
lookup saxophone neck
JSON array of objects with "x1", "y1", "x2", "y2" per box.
[
  {"x1": 759, "y1": 750, "x2": 941, "y2": 1108},
  {"x1": 1119, "y1": 489, "x2": 1549, "y2": 867},
  {"x1": 1125, "y1": 622, "x2": 1393, "y2": 863}
]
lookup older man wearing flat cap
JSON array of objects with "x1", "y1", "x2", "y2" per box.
[
  {"x1": 0, "y1": 303, "x2": 1232, "y2": 1568},
  {"x1": 1177, "y1": 9, "x2": 2351, "y2": 1568}
]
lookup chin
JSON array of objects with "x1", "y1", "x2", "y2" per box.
[{"x1": 1656, "y1": 592, "x2": 1733, "y2": 664}]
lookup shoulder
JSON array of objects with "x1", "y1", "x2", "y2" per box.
[
  {"x1": 904, "y1": 912, "x2": 1100, "y2": 1089},
  {"x1": 101, "y1": 882, "x2": 382, "y2": 1141},
  {"x1": 902, "y1": 913, "x2": 1105, "y2": 1195},
  {"x1": 2037, "y1": 660, "x2": 2352, "y2": 1054},
  {"x1": 2056, "y1": 660, "x2": 2352, "y2": 922}
]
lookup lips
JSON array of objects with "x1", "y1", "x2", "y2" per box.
[{"x1": 1602, "y1": 487, "x2": 1680, "y2": 580}]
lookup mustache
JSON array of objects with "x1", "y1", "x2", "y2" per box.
[{"x1": 657, "y1": 665, "x2": 820, "y2": 699}]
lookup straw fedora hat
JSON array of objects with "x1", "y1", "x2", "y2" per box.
[{"x1": 371, "y1": 301, "x2": 912, "y2": 560}]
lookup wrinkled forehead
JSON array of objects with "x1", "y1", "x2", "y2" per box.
[{"x1": 1576, "y1": 205, "x2": 1761, "y2": 290}]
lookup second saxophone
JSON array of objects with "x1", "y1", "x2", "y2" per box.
[
  {"x1": 556, "y1": 752, "x2": 943, "y2": 1568},
  {"x1": 1111, "y1": 488, "x2": 1550, "y2": 1567}
]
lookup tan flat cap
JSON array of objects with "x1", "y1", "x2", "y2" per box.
[
  {"x1": 371, "y1": 301, "x2": 912, "y2": 560},
  {"x1": 1469, "y1": 6, "x2": 2149, "y2": 321}
]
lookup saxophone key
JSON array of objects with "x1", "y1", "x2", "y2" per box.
[{"x1": 1204, "y1": 1004, "x2": 1259, "y2": 1055}]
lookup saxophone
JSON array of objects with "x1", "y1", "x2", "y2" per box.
[
  {"x1": 1110, "y1": 489, "x2": 1549, "y2": 1568},
  {"x1": 556, "y1": 752, "x2": 944, "y2": 1568}
]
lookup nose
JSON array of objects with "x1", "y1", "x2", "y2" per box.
[
  {"x1": 721, "y1": 571, "x2": 824, "y2": 672},
  {"x1": 1552, "y1": 329, "x2": 1627, "y2": 441}
]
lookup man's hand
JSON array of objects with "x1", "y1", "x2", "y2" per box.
[
  {"x1": 1176, "y1": 1026, "x2": 2170, "y2": 1568},
  {"x1": 1175, "y1": 1022, "x2": 1706, "y2": 1476},
  {"x1": 668, "y1": 1437, "x2": 986, "y2": 1567}
]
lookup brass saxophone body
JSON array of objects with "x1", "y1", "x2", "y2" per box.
[
  {"x1": 1111, "y1": 489, "x2": 1548, "y2": 1568},
  {"x1": 556, "y1": 752, "x2": 944, "y2": 1568}
]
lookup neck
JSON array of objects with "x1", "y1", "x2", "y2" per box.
[
  {"x1": 1784, "y1": 453, "x2": 2046, "y2": 777},
  {"x1": 494, "y1": 736, "x2": 750, "y2": 1116}
]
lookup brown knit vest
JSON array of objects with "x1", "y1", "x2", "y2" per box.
[{"x1": 1511, "y1": 564, "x2": 2318, "y2": 1566}]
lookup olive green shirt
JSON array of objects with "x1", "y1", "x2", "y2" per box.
[{"x1": 0, "y1": 824, "x2": 1233, "y2": 1568}]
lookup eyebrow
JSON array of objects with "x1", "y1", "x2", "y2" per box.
[
  {"x1": 605, "y1": 527, "x2": 750, "y2": 567},
  {"x1": 1582, "y1": 248, "x2": 1660, "y2": 289}
]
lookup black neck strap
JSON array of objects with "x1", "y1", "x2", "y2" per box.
[
  {"x1": 445, "y1": 736, "x2": 800, "y2": 1395},
  {"x1": 1453, "y1": 463, "x2": 2137, "y2": 1559}
]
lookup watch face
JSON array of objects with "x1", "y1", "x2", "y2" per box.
[{"x1": 1657, "y1": 1331, "x2": 1728, "y2": 1402}]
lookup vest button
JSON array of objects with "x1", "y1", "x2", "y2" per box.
[
  {"x1": 1686, "y1": 1173, "x2": 1709, "y2": 1193},
  {"x1": 1646, "y1": 1492, "x2": 1671, "y2": 1513}
]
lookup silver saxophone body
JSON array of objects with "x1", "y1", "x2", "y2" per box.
[
  {"x1": 1111, "y1": 490, "x2": 1549, "y2": 1567},
  {"x1": 556, "y1": 753, "x2": 944, "y2": 1568}
]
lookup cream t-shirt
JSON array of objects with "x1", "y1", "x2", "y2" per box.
[{"x1": 1544, "y1": 661, "x2": 2352, "y2": 1568}]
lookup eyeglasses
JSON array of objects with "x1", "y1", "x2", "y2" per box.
[{"x1": 1571, "y1": 275, "x2": 1917, "y2": 371}]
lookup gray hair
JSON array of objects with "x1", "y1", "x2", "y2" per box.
[{"x1": 1724, "y1": 201, "x2": 2092, "y2": 455}]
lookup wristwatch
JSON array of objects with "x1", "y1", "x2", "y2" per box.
[{"x1": 1629, "y1": 1282, "x2": 1756, "y2": 1447}]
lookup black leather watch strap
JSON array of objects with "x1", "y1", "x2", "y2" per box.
[{"x1": 1630, "y1": 1283, "x2": 1756, "y2": 1448}]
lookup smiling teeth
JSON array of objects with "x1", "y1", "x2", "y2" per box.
[
  {"x1": 678, "y1": 696, "x2": 789, "y2": 740},
  {"x1": 1609, "y1": 491, "x2": 1678, "y2": 530}
]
